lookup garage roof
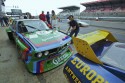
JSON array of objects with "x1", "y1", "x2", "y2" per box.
[{"x1": 58, "y1": 6, "x2": 80, "y2": 10}]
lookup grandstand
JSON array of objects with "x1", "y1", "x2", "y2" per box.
[
  {"x1": 58, "y1": 6, "x2": 80, "y2": 19},
  {"x1": 80, "y1": 0, "x2": 125, "y2": 22},
  {"x1": 6, "y1": 9, "x2": 33, "y2": 19},
  {"x1": 5, "y1": 9, "x2": 23, "y2": 19}
]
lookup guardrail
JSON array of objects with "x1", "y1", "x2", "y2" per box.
[
  {"x1": 81, "y1": 20, "x2": 125, "y2": 30},
  {"x1": 80, "y1": 17, "x2": 125, "y2": 22},
  {"x1": 60, "y1": 18, "x2": 125, "y2": 30}
]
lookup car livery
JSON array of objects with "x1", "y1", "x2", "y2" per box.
[
  {"x1": 6, "y1": 19, "x2": 73, "y2": 73},
  {"x1": 63, "y1": 30, "x2": 125, "y2": 83}
]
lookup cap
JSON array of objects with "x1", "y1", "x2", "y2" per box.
[{"x1": 67, "y1": 15, "x2": 73, "y2": 19}]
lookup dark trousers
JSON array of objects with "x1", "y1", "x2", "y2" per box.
[
  {"x1": 4, "y1": 20, "x2": 9, "y2": 26},
  {"x1": 47, "y1": 20, "x2": 51, "y2": 25},
  {"x1": 0, "y1": 20, "x2": 4, "y2": 27},
  {"x1": 69, "y1": 29, "x2": 79, "y2": 37}
]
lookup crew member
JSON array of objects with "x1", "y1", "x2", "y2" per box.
[{"x1": 67, "y1": 15, "x2": 79, "y2": 37}]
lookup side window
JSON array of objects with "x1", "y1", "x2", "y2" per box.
[
  {"x1": 18, "y1": 21, "x2": 24, "y2": 33},
  {"x1": 18, "y1": 21, "x2": 28, "y2": 33},
  {"x1": 11, "y1": 21, "x2": 17, "y2": 30}
]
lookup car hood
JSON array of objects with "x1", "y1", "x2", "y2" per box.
[{"x1": 22, "y1": 30, "x2": 71, "y2": 51}]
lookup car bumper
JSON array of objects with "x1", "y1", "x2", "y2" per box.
[{"x1": 26, "y1": 47, "x2": 73, "y2": 73}]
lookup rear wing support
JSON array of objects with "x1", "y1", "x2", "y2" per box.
[{"x1": 73, "y1": 30, "x2": 118, "y2": 64}]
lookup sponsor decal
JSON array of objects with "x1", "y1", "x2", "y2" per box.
[
  {"x1": 30, "y1": 33, "x2": 63, "y2": 42},
  {"x1": 65, "y1": 66, "x2": 81, "y2": 83},
  {"x1": 36, "y1": 31, "x2": 50, "y2": 35},
  {"x1": 41, "y1": 35, "x2": 61, "y2": 42},
  {"x1": 29, "y1": 34, "x2": 38, "y2": 39},
  {"x1": 67, "y1": 57, "x2": 109, "y2": 83},
  {"x1": 53, "y1": 53, "x2": 69, "y2": 65}
]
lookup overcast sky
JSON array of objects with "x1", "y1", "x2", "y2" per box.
[{"x1": 5, "y1": 0, "x2": 96, "y2": 15}]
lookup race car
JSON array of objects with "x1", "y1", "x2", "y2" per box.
[
  {"x1": 63, "y1": 30, "x2": 125, "y2": 83},
  {"x1": 6, "y1": 19, "x2": 73, "y2": 74},
  {"x1": 75, "y1": 19, "x2": 89, "y2": 27}
]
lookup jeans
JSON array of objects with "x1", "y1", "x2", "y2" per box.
[{"x1": 69, "y1": 29, "x2": 79, "y2": 37}]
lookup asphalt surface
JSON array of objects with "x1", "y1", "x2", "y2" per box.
[
  {"x1": 0, "y1": 22, "x2": 125, "y2": 83},
  {"x1": 58, "y1": 22, "x2": 125, "y2": 42},
  {"x1": 0, "y1": 27, "x2": 40, "y2": 83}
]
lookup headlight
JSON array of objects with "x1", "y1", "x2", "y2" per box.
[
  {"x1": 44, "y1": 51, "x2": 49, "y2": 56},
  {"x1": 36, "y1": 53, "x2": 43, "y2": 58},
  {"x1": 67, "y1": 41, "x2": 71, "y2": 45}
]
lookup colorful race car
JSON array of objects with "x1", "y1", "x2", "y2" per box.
[
  {"x1": 6, "y1": 19, "x2": 73, "y2": 74},
  {"x1": 63, "y1": 30, "x2": 125, "y2": 83}
]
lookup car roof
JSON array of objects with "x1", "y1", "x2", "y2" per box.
[
  {"x1": 100, "y1": 42, "x2": 125, "y2": 71},
  {"x1": 15, "y1": 19, "x2": 39, "y2": 21}
]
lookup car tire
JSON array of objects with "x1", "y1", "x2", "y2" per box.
[
  {"x1": 7, "y1": 32, "x2": 14, "y2": 41},
  {"x1": 78, "y1": 23, "x2": 82, "y2": 27}
]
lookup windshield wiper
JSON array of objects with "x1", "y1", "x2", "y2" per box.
[{"x1": 25, "y1": 25, "x2": 41, "y2": 31}]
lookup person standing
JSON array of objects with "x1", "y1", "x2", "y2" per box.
[
  {"x1": 24, "y1": 16, "x2": 27, "y2": 19},
  {"x1": 1, "y1": 16, "x2": 5, "y2": 27},
  {"x1": 4, "y1": 16, "x2": 9, "y2": 26},
  {"x1": 0, "y1": 16, "x2": 4, "y2": 27},
  {"x1": 46, "y1": 11, "x2": 51, "y2": 25},
  {"x1": 2, "y1": 16, "x2": 8, "y2": 27},
  {"x1": 51, "y1": 10, "x2": 57, "y2": 29},
  {"x1": 67, "y1": 15, "x2": 79, "y2": 37},
  {"x1": 39, "y1": 11, "x2": 46, "y2": 22}
]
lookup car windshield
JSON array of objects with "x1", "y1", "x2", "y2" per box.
[
  {"x1": 100, "y1": 42, "x2": 125, "y2": 71},
  {"x1": 23, "y1": 20, "x2": 49, "y2": 32}
]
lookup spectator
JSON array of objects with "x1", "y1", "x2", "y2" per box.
[
  {"x1": 24, "y1": 16, "x2": 27, "y2": 19},
  {"x1": 9, "y1": 17, "x2": 13, "y2": 24},
  {"x1": 51, "y1": 10, "x2": 57, "y2": 29},
  {"x1": 3, "y1": 16, "x2": 9, "y2": 27},
  {"x1": 67, "y1": 15, "x2": 79, "y2": 37},
  {"x1": 0, "y1": 16, "x2": 4, "y2": 27},
  {"x1": 46, "y1": 11, "x2": 51, "y2": 25},
  {"x1": 39, "y1": 11, "x2": 46, "y2": 22}
]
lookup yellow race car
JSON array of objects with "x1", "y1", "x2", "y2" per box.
[{"x1": 63, "y1": 30, "x2": 125, "y2": 83}]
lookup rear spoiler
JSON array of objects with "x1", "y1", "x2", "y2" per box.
[{"x1": 73, "y1": 30, "x2": 118, "y2": 64}]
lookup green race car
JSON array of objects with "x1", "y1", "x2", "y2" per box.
[{"x1": 6, "y1": 19, "x2": 73, "y2": 73}]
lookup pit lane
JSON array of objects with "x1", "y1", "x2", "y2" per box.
[{"x1": 0, "y1": 22, "x2": 125, "y2": 83}]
